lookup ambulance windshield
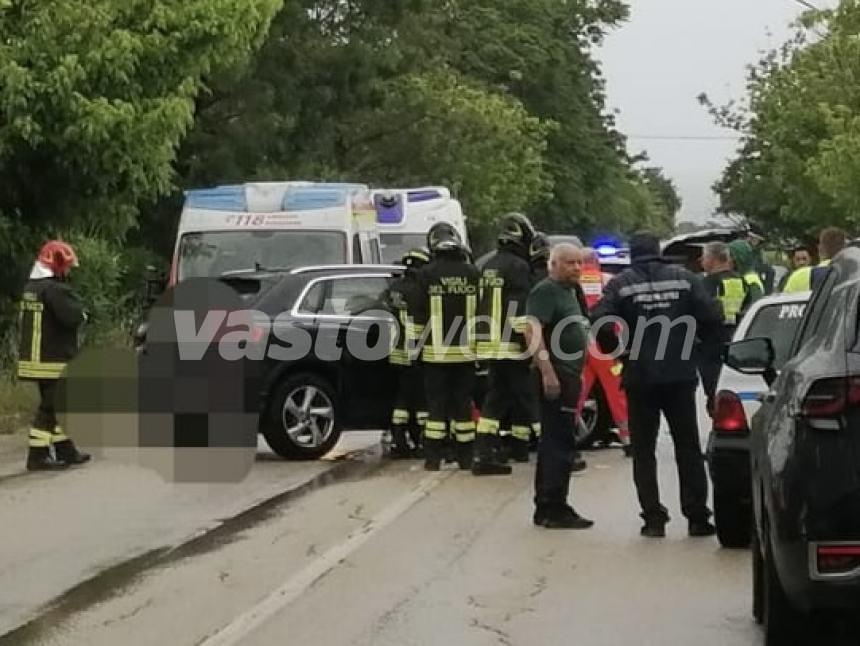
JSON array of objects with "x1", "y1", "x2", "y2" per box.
[
  {"x1": 178, "y1": 230, "x2": 347, "y2": 280},
  {"x1": 379, "y1": 233, "x2": 427, "y2": 263}
]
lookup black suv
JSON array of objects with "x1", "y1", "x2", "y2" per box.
[
  {"x1": 725, "y1": 247, "x2": 860, "y2": 644},
  {"x1": 141, "y1": 265, "x2": 403, "y2": 460}
]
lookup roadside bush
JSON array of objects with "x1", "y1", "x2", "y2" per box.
[{"x1": 68, "y1": 235, "x2": 161, "y2": 349}]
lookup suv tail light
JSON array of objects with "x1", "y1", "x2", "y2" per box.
[
  {"x1": 801, "y1": 377, "x2": 860, "y2": 418},
  {"x1": 814, "y1": 544, "x2": 860, "y2": 578},
  {"x1": 713, "y1": 390, "x2": 749, "y2": 433}
]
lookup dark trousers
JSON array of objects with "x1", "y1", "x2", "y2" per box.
[
  {"x1": 423, "y1": 363, "x2": 476, "y2": 443},
  {"x1": 534, "y1": 373, "x2": 580, "y2": 513},
  {"x1": 34, "y1": 380, "x2": 58, "y2": 431},
  {"x1": 626, "y1": 382, "x2": 710, "y2": 523},
  {"x1": 479, "y1": 361, "x2": 539, "y2": 441}
]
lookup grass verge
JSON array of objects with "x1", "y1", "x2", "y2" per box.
[{"x1": 0, "y1": 374, "x2": 36, "y2": 435}]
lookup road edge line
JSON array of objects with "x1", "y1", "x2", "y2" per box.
[{"x1": 197, "y1": 470, "x2": 451, "y2": 646}]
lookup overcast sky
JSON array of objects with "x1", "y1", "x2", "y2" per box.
[{"x1": 597, "y1": 0, "x2": 835, "y2": 224}]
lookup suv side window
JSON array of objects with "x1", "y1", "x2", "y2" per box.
[
  {"x1": 313, "y1": 277, "x2": 390, "y2": 316},
  {"x1": 297, "y1": 281, "x2": 326, "y2": 314},
  {"x1": 791, "y1": 268, "x2": 838, "y2": 355}
]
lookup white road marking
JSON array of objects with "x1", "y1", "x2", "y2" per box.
[{"x1": 197, "y1": 470, "x2": 451, "y2": 646}]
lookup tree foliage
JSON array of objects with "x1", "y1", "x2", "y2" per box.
[
  {"x1": 706, "y1": 0, "x2": 860, "y2": 239},
  {"x1": 0, "y1": 0, "x2": 282, "y2": 362},
  {"x1": 151, "y1": 0, "x2": 672, "y2": 253}
]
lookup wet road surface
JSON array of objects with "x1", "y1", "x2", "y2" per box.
[
  {"x1": 1, "y1": 431, "x2": 767, "y2": 646},
  {"x1": 0, "y1": 433, "x2": 382, "y2": 636}
]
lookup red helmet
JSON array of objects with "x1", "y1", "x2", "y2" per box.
[{"x1": 37, "y1": 240, "x2": 79, "y2": 277}]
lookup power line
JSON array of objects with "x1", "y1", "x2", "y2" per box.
[
  {"x1": 625, "y1": 134, "x2": 742, "y2": 141},
  {"x1": 793, "y1": 0, "x2": 819, "y2": 10}
]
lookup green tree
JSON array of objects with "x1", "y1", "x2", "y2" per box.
[
  {"x1": 0, "y1": 0, "x2": 282, "y2": 365},
  {"x1": 705, "y1": 1, "x2": 860, "y2": 238}
]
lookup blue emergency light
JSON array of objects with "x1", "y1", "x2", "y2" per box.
[{"x1": 595, "y1": 243, "x2": 620, "y2": 258}]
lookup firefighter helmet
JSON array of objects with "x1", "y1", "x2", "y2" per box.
[
  {"x1": 427, "y1": 222, "x2": 463, "y2": 255},
  {"x1": 401, "y1": 247, "x2": 431, "y2": 269},
  {"x1": 498, "y1": 212, "x2": 536, "y2": 253},
  {"x1": 37, "y1": 240, "x2": 79, "y2": 277}
]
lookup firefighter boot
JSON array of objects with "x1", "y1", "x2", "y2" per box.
[
  {"x1": 471, "y1": 434, "x2": 512, "y2": 476},
  {"x1": 456, "y1": 441, "x2": 474, "y2": 470},
  {"x1": 388, "y1": 426, "x2": 413, "y2": 460},
  {"x1": 495, "y1": 431, "x2": 512, "y2": 464},
  {"x1": 407, "y1": 424, "x2": 424, "y2": 458},
  {"x1": 423, "y1": 439, "x2": 444, "y2": 471},
  {"x1": 53, "y1": 439, "x2": 91, "y2": 465},
  {"x1": 26, "y1": 447, "x2": 69, "y2": 472},
  {"x1": 510, "y1": 438, "x2": 530, "y2": 463}
]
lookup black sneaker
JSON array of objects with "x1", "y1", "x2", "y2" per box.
[
  {"x1": 622, "y1": 445, "x2": 633, "y2": 458},
  {"x1": 688, "y1": 520, "x2": 717, "y2": 537},
  {"x1": 641, "y1": 521, "x2": 666, "y2": 538},
  {"x1": 424, "y1": 459, "x2": 441, "y2": 472},
  {"x1": 571, "y1": 457, "x2": 587, "y2": 473},
  {"x1": 542, "y1": 509, "x2": 594, "y2": 530}
]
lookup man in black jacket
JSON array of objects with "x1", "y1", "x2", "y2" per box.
[
  {"x1": 17, "y1": 241, "x2": 91, "y2": 471},
  {"x1": 591, "y1": 232, "x2": 722, "y2": 538}
]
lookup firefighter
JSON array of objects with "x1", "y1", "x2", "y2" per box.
[
  {"x1": 384, "y1": 248, "x2": 431, "y2": 458},
  {"x1": 474, "y1": 214, "x2": 539, "y2": 472},
  {"x1": 576, "y1": 248, "x2": 631, "y2": 457},
  {"x1": 782, "y1": 227, "x2": 846, "y2": 293},
  {"x1": 17, "y1": 241, "x2": 91, "y2": 471},
  {"x1": 727, "y1": 240, "x2": 765, "y2": 304},
  {"x1": 413, "y1": 223, "x2": 480, "y2": 471},
  {"x1": 698, "y1": 241, "x2": 751, "y2": 416}
]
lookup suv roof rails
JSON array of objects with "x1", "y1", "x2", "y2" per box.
[{"x1": 289, "y1": 264, "x2": 403, "y2": 275}]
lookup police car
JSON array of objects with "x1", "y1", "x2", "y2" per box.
[{"x1": 706, "y1": 290, "x2": 810, "y2": 548}]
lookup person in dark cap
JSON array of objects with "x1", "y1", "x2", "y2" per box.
[
  {"x1": 746, "y1": 224, "x2": 775, "y2": 294},
  {"x1": 591, "y1": 231, "x2": 723, "y2": 538}
]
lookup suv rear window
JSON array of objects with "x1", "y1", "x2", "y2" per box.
[{"x1": 744, "y1": 301, "x2": 807, "y2": 369}]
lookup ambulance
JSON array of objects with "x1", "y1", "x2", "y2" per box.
[
  {"x1": 169, "y1": 181, "x2": 382, "y2": 285},
  {"x1": 371, "y1": 186, "x2": 469, "y2": 262}
]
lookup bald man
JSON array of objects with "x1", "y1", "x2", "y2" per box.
[{"x1": 525, "y1": 243, "x2": 594, "y2": 529}]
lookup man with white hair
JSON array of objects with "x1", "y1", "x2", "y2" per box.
[{"x1": 525, "y1": 242, "x2": 594, "y2": 529}]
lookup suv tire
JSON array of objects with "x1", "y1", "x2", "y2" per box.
[{"x1": 263, "y1": 373, "x2": 341, "y2": 460}]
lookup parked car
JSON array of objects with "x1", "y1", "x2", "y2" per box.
[
  {"x1": 707, "y1": 291, "x2": 810, "y2": 548},
  {"x1": 725, "y1": 245, "x2": 860, "y2": 644},
  {"x1": 140, "y1": 264, "x2": 404, "y2": 459}
]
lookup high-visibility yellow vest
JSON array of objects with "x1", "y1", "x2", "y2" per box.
[
  {"x1": 783, "y1": 260, "x2": 830, "y2": 294},
  {"x1": 719, "y1": 277, "x2": 746, "y2": 326},
  {"x1": 743, "y1": 272, "x2": 765, "y2": 294}
]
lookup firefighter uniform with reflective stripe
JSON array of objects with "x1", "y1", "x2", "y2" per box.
[
  {"x1": 413, "y1": 252, "x2": 481, "y2": 468},
  {"x1": 474, "y1": 247, "x2": 539, "y2": 462},
  {"x1": 699, "y1": 270, "x2": 750, "y2": 414},
  {"x1": 17, "y1": 278, "x2": 84, "y2": 451},
  {"x1": 384, "y1": 268, "x2": 427, "y2": 455}
]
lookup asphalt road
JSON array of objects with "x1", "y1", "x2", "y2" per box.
[{"x1": 0, "y1": 424, "x2": 766, "y2": 646}]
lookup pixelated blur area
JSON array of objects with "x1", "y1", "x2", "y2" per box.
[{"x1": 58, "y1": 278, "x2": 259, "y2": 483}]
